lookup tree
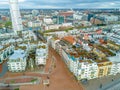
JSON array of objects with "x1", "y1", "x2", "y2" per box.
[{"x1": 5, "y1": 21, "x2": 12, "y2": 28}]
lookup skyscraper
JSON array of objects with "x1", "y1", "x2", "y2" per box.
[{"x1": 9, "y1": 0, "x2": 23, "y2": 34}]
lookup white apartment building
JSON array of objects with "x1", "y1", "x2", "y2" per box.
[
  {"x1": 73, "y1": 14, "x2": 83, "y2": 20},
  {"x1": 28, "y1": 21, "x2": 42, "y2": 27},
  {"x1": 44, "y1": 24, "x2": 60, "y2": 30},
  {"x1": 7, "y1": 49, "x2": 27, "y2": 72},
  {"x1": 100, "y1": 15, "x2": 119, "y2": 23},
  {"x1": 50, "y1": 35, "x2": 120, "y2": 81},
  {"x1": 35, "y1": 43, "x2": 48, "y2": 65},
  {"x1": 61, "y1": 48, "x2": 98, "y2": 80},
  {"x1": 110, "y1": 63, "x2": 120, "y2": 75},
  {"x1": 0, "y1": 45, "x2": 14, "y2": 64},
  {"x1": 77, "y1": 61, "x2": 98, "y2": 80},
  {"x1": 109, "y1": 53, "x2": 120, "y2": 75},
  {"x1": 43, "y1": 18, "x2": 53, "y2": 25}
]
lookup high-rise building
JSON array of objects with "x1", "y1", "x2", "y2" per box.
[
  {"x1": 59, "y1": 11, "x2": 74, "y2": 23},
  {"x1": 9, "y1": 0, "x2": 23, "y2": 34},
  {"x1": 52, "y1": 16, "x2": 64, "y2": 24},
  {"x1": 88, "y1": 13, "x2": 94, "y2": 21}
]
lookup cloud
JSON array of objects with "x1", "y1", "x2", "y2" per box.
[
  {"x1": 0, "y1": 0, "x2": 120, "y2": 8},
  {"x1": 18, "y1": 0, "x2": 26, "y2": 2}
]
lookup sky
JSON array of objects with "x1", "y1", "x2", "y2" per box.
[{"x1": 0, "y1": 0, "x2": 120, "y2": 9}]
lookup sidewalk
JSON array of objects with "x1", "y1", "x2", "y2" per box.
[
  {"x1": 83, "y1": 73, "x2": 120, "y2": 90},
  {"x1": 44, "y1": 58, "x2": 51, "y2": 73}
]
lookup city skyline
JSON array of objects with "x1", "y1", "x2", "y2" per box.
[{"x1": 0, "y1": 0, "x2": 120, "y2": 9}]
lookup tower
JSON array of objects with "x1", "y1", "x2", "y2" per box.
[{"x1": 9, "y1": 0, "x2": 23, "y2": 34}]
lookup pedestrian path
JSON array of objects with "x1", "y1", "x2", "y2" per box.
[{"x1": 99, "y1": 78, "x2": 120, "y2": 90}]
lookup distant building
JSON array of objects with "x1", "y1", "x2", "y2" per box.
[
  {"x1": 1, "y1": 16, "x2": 8, "y2": 21},
  {"x1": 91, "y1": 15, "x2": 119, "y2": 25},
  {"x1": 59, "y1": 11, "x2": 74, "y2": 23},
  {"x1": 88, "y1": 13, "x2": 94, "y2": 21},
  {"x1": 90, "y1": 17, "x2": 105, "y2": 25},
  {"x1": 100, "y1": 14, "x2": 119, "y2": 23},
  {"x1": 0, "y1": 15, "x2": 1, "y2": 20},
  {"x1": 28, "y1": 21, "x2": 42, "y2": 27},
  {"x1": 44, "y1": 24, "x2": 60, "y2": 30},
  {"x1": 43, "y1": 18, "x2": 53, "y2": 25},
  {"x1": 52, "y1": 16, "x2": 65, "y2": 24},
  {"x1": 9, "y1": 0, "x2": 23, "y2": 34},
  {"x1": 62, "y1": 36, "x2": 76, "y2": 45},
  {"x1": 32, "y1": 10, "x2": 39, "y2": 16}
]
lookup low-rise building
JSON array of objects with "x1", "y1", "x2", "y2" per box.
[
  {"x1": 78, "y1": 60, "x2": 98, "y2": 80},
  {"x1": 97, "y1": 61, "x2": 112, "y2": 77},
  {"x1": 0, "y1": 45, "x2": 14, "y2": 63},
  {"x1": 7, "y1": 49, "x2": 27, "y2": 72},
  {"x1": 35, "y1": 42, "x2": 48, "y2": 65},
  {"x1": 28, "y1": 21, "x2": 42, "y2": 27},
  {"x1": 49, "y1": 31, "x2": 120, "y2": 81}
]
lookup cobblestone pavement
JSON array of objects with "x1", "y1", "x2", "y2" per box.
[
  {"x1": 83, "y1": 73, "x2": 120, "y2": 90},
  {"x1": 19, "y1": 47, "x2": 85, "y2": 90}
]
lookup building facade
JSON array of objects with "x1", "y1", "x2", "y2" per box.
[
  {"x1": 9, "y1": 0, "x2": 23, "y2": 34},
  {"x1": 7, "y1": 49, "x2": 27, "y2": 72}
]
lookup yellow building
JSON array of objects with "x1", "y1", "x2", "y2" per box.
[
  {"x1": 107, "y1": 43, "x2": 119, "y2": 50},
  {"x1": 93, "y1": 48, "x2": 106, "y2": 58},
  {"x1": 97, "y1": 61, "x2": 112, "y2": 77}
]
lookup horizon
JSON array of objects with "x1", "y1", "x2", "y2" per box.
[{"x1": 0, "y1": 8, "x2": 119, "y2": 10}]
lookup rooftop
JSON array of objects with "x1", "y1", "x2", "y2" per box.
[
  {"x1": 59, "y1": 11, "x2": 74, "y2": 16},
  {"x1": 108, "y1": 53, "x2": 120, "y2": 63},
  {"x1": 79, "y1": 60, "x2": 93, "y2": 63},
  {"x1": 97, "y1": 61, "x2": 112, "y2": 67},
  {"x1": 63, "y1": 36, "x2": 75, "y2": 44},
  {"x1": 0, "y1": 44, "x2": 11, "y2": 52},
  {"x1": 9, "y1": 49, "x2": 26, "y2": 60},
  {"x1": 95, "y1": 58, "x2": 109, "y2": 63}
]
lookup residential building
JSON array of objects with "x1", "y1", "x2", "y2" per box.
[
  {"x1": 59, "y1": 11, "x2": 74, "y2": 23},
  {"x1": 97, "y1": 61, "x2": 112, "y2": 77},
  {"x1": 48, "y1": 26, "x2": 120, "y2": 81},
  {"x1": 35, "y1": 42, "x2": 48, "y2": 65},
  {"x1": 7, "y1": 49, "x2": 27, "y2": 72},
  {"x1": 28, "y1": 21, "x2": 42, "y2": 27},
  {"x1": 0, "y1": 45, "x2": 14, "y2": 63}
]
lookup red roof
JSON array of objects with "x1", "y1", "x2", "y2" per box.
[
  {"x1": 63, "y1": 36, "x2": 75, "y2": 44},
  {"x1": 59, "y1": 11, "x2": 74, "y2": 16}
]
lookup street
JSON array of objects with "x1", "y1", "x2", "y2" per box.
[{"x1": 20, "y1": 47, "x2": 85, "y2": 90}]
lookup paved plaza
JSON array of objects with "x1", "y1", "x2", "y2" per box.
[{"x1": 83, "y1": 73, "x2": 120, "y2": 90}]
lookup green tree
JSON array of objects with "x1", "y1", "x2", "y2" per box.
[{"x1": 5, "y1": 21, "x2": 12, "y2": 28}]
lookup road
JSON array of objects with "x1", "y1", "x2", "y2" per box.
[
  {"x1": 33, "y1": 30, "x2": 46, "y2": 42},
  {"x1": 20, "y1": 47, "x2": 85, "y2": 90},
  {"x1": 0, "y1": 61, "x2": 8, "y2": 77}
]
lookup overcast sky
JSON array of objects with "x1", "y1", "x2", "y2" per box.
[{"x1": 0, "y1": 0, "x2": 120, "y2": 9}]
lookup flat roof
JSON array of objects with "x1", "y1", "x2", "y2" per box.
[
  {"x1": 9, "y1": 49, "x2": 25, "y2": 60},
  {"x1": 108, "y1": 53, "x2": 120, "y2": 63}
]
